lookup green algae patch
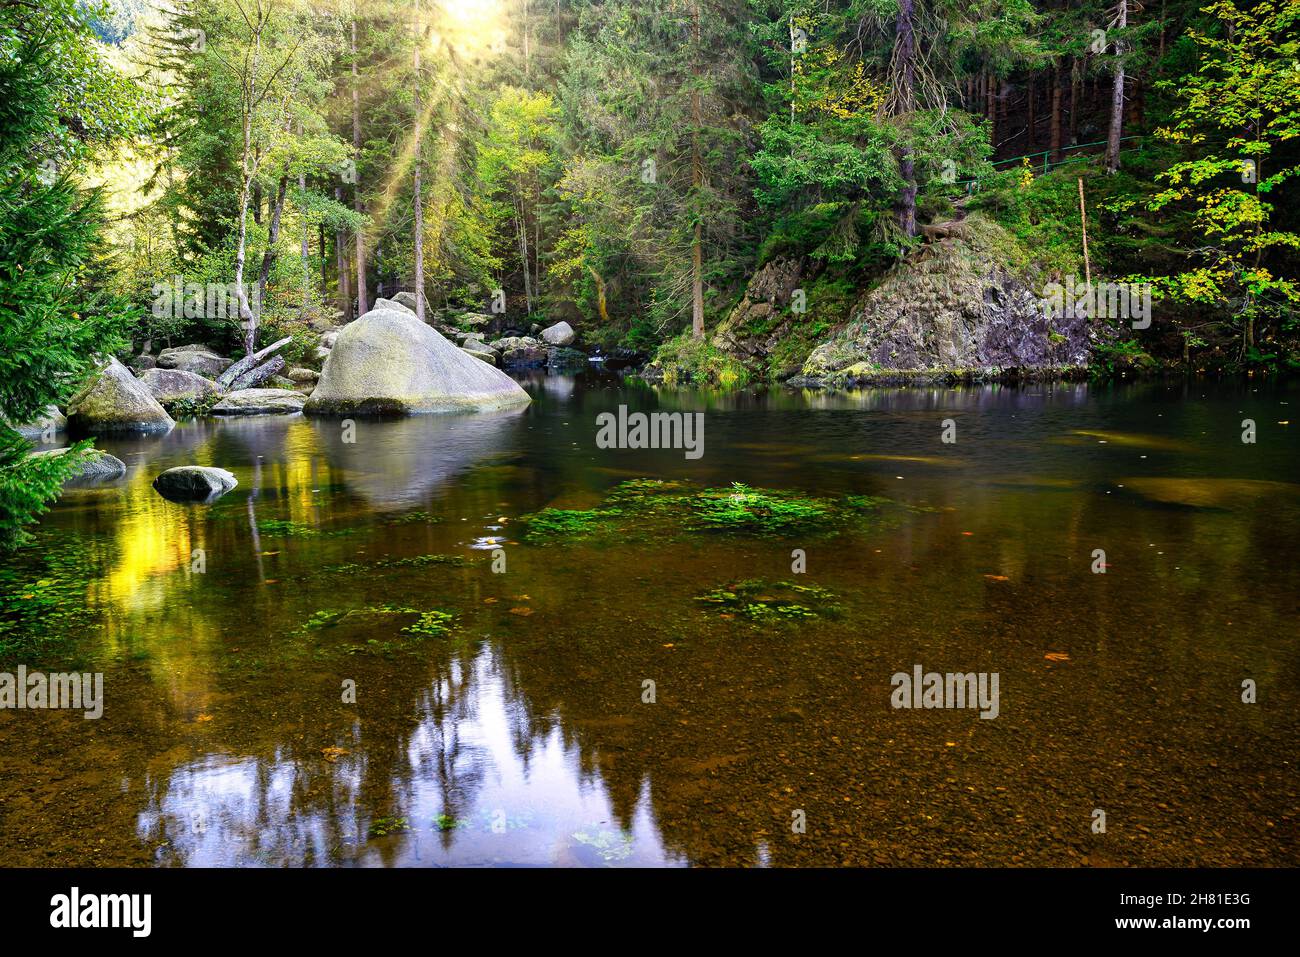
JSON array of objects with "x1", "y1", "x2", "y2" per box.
[
  {"x1": 694, "y1": 579, "x2": 841, "y2": 622},
  {"x1": 308, "y1": 552, "x2": 479, "y2": 578},
  {"x1": 520, "y1": 507, "x2": 624, "y2": 541},
  {"x1": 294, "y1": 603, "x2": 460, "y2": 655},
  {"x1": 522, "y1": 478, "x2": 911, "y2": 545},
  {"x1": 686, "y1": 482, "x2": 830, "y2": 534}
]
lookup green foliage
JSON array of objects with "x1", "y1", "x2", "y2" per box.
[
  {"x1": 650, "y1": 333, "x2": 753, "y2": 386},
  {"x1": 0, "y1": 0, "x2": 145, "y2": 549},
  {"x1": 1146, "y1": 0, "x2": 1300, "y2": 360}
]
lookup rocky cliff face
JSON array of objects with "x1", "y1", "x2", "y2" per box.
[
  {"x1": 709, "y1": 256, "x2": 807, "y2": 377},
  {"x1": 791, "y1": 216, "x2": 1093, "y2": 386}
]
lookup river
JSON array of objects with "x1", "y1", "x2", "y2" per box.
[{"x1": 1, "y1": 373, "x2": 1296, "y2": 866}]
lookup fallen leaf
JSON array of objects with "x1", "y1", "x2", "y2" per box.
[
  {"x1": 483, "y1": 597, "x2": 498, "y2": 604},
  {"x1": 195, "y1": 713, "x2": 213, "y2": 723},
  {"x1": 321, "y1": 746, "x2": 348, "y2": 762},
  {"x1": 983, "y1": 574, "x2": 1009, "y2": 582},
  {"x1": 509, "y1": 607, "x2": 533, "y2": 617},
  {"x1": 1045, "y1": 652, "x2": 1071, "y2": 662}
]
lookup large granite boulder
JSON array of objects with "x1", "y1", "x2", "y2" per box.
[
  {"x1": 391, "y1": 291, "x2": 419, "y2": 313},
  {"x1": 211, "y1": 388, "x2": 307, "y2": 415},
  {"x1": 153, "y1": 466, "x2": 238, "y2": 501},
  {"x1": 541, "y1": 321, "x2": 576, "y2": 346},
  {"x1": 140, "y1": 368, "x2": 222, "y2": 407},
  {"x1": 304, "y1": 303, "x2": 531, "y2": 415},
  {"x1": 66, "y1": 357, "x2": 175, "y2": 434},
  {"x1": 156, "y1": 345, "x2": 232, "y2": 378},
  {"x1": 374, "y1": 296, "x2": 415, "y2": 316}
]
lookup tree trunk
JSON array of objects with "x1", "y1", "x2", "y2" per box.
[
  {"x1": 351, "y1": 17, "x2": 368, "y2": 316},
  {"x1": 1027, "y1": 76, "x2": 1036, "y2": 152},
  {"x1": 894, "y1": 0, "x2": 918, "y2": 237},
  {"x1": 987, "y1": 71, "x2": 997, "y2": 151},
  {"x1": 233, "y1": 28, "x2": 262, "y2": 358},
  {"x1": 334, "y1": 185, "x2": 350, "y2": 320},
  {"x1": 256, "y1": 175, "x2": 289, "y2": 320},
  {"x1": 1068, "y1": 64, "x2": 1079, "y2": 146},
  {"x1": 516, "y1": 192, "x2": 532, "y2": 314},
  {"x1": 299, "y1": 149, "x2": 310, "y2": 311},
  {"x1": 690, "y1": 2, "x2": 705, "y2": 338},
  {"x1": 1104, "y1": 0, "x2": 1127, "y2": 174},
  {"x1": 411, "y1": 0, "x2": 425, "y2": 321},
  {"x1": 1050, "y1": 63, "x2": 1063, "y2": 163}
]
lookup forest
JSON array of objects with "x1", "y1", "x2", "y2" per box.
[{"x1": 1, "y1": 0, "x2": 1298, "y2": 543}]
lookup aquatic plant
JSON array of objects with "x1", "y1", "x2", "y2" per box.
[
  {"x1": 686, "y1": 482, "x2": 830, "y2": 534},
  {"x1": 402, "y1": 610, "x2": 455, "y2": 637},
  {"x1": 520, "y1": 507, "x2": 623, "y2": 541},
  {"x1": 367, "y1": 816, "x2": 410, "y2": 838},
  {"x1": 572, "y1": 826, "x2": 636, "y2": 864},
  {"x1": 694, "y1": 579, "x2": 841, "y2": 622}
]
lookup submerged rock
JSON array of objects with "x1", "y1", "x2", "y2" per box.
[
  {"x1": 212, "y1": 388, "x2": 306, "y2": 415},
  {"x1": 304, "y1": 303, "x2": 531, "y2": 415},
  {"x1": 140, "y1": 368, "x2": 222, "y2": 406},
  {"x1": 153, "y1": 466, "x2": 238, "y2": 501},
  {"x1": 541, "y1": 321, "x2": 576, "y2": 346},
  {"x1": 66, "y1": 357, "x2": 175, "y2": 434}
]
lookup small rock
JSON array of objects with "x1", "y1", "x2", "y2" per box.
[{"x1": 286, "y1": 367, "x2": 320, "y2": 384}]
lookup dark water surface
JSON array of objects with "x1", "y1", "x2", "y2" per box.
[{"x1": 2, "y1": 373, "x2": 1297, "y2": 866}]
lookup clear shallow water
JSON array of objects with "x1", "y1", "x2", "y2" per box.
[{"x1": 1, "y1": 373, "x2": 1298, "y2": 866}]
